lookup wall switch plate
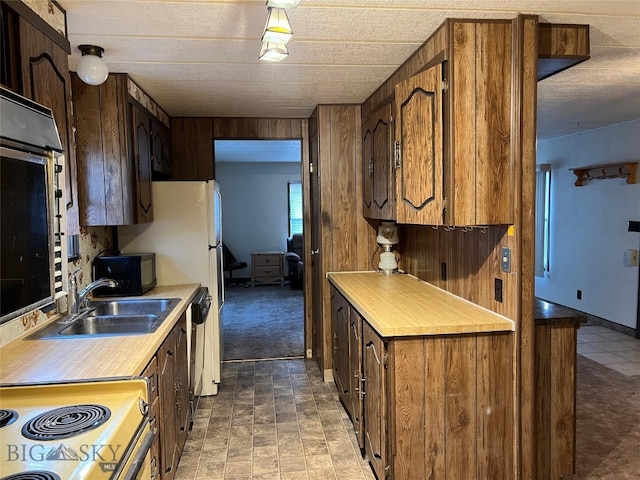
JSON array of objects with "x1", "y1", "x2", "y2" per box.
[
  {"x1": 501, "y1": 247, "x2": 511, "y2": 273},
  {"x1": 577, "y1": 289, "x2": 582, "y2": 300},
  {"x1": 624, "y1": 249, "x2": 639, "y2": 267},
  {"x1": 495, "y1": 278, "x2": 503, "y2": 303}
]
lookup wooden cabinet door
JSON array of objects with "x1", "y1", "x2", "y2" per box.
[
  {"x1": 395, "y1": 64, "x2": 444, "y2": 225},
  {"x1": 371, "y1": 103, "x2": 394, "y2": 220},
  {"x1": 152, "y1": 118, "x2": 172, "y2": 178},
  {"x1": 18, "y1": 17, "x2": 79, "y2": 234},
  {"x1": 349, "y1": 309, "x2": 364, "y2": 449},
  {"x1": 362, "y1": 119, "x2": 373, "y2": 217},
  {"x1": 131, "y1": 103, "x2": 153, "y2": 223},
  {"x1": 331, "y1": 287, "x2": 351, "y2": 413},
  {"x1": 363, "y1": 322, "x2": 387, "y2": 480},
  {"x1": 141, "y1": 356, "x2": 160, "y2": 480},
  {"x1": 174, "y1": 316, "x2": 190, "y2": 454},
  {"x1": 159, "y1": 329, "x2": 177, "y2": 480}
]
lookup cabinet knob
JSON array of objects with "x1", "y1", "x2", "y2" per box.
[{"x1": 311, "y1": 249, "x2": 319, "y2": 255}]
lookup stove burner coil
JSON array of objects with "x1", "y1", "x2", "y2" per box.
[
  {"x1": 0, "y1": 472, "x2": 62, "y2": 480},
  {"x1": 0, "y1": 409, "x2": 18, "y2": 428},
  {"x1": 21, "y1": 405, "x2": 111, "y2": 441}
]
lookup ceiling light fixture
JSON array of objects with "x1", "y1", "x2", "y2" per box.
[
  {"x1": 76, "y1": 44, "x2": 109, "y2": 86},
  {"x1": 262, "y1": 7, "x2": 292, "y2": 45},
  {"x1": 259, "y1": 41, "x2": 289, "y2": 62},
  {"x1": 266, "y1": 0, "x2": 301, "y2": 8}
]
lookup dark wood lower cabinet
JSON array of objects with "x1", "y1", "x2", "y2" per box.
[
  {"x1": 362, "y1": 321, "x2": 387, "y2": 480},
  {"x1": 157, "y1": 314, "x2": 189, "y2": 480},
  {"x1": 331, "y1": 288, "x2": 515, "y2": 480},
  {"x1": 141, "y1": 356, "x2": 160, "y2": 479}
]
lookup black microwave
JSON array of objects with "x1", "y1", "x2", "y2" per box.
[{"x1": 92, "y1": 253, "x2": 157, "y2": 296}]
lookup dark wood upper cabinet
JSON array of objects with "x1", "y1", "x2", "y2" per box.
[
  {"x1": 363, "y1": 102, "x2": 395, "y2": 220},
  {"x1": 391, "y1": 20, "x2": 514, "y2": 226},
  {"x1": 72, "y1": 73, "x2": 169, "y2": 225},
  {"x1": 395, "y1": 64, "x2": 445, "y2": 225},
  {"x1": 1, "y1": 2, "x2": 80, "y2": 234}
]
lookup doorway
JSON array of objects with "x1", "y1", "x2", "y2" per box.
[{"x1": 214, "y1": 139, "x2": 305, "y2": 361}]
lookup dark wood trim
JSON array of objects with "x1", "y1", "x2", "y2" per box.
[
  {"x1": 414, "y1": 50, "x2": 447, "y2": 76},
  {"x1": 2, "y1": 0, "x2": 70, "y2": 53}
]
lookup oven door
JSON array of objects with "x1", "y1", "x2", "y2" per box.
[{"x1": 113, "y1": 417, "x2": 157, "y2": 480}]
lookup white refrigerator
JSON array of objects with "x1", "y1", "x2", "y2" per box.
[{"x1": 118, "y1": 181, "x2": 223, "y2": 396}]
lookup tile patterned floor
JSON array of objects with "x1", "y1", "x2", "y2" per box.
[
  {"x1": 577, "y1": 325, "x2": 640, "y2": 376},
  {"x1": 175, "y1": 325, "x2": 639, "y2": 479},
  {"x1": 175, "y1": 359, "x2": 376, "y2": 480}
]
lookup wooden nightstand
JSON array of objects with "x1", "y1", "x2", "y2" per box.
[{"x1": 251, "y1": 252, "x2": 284, "y2": 287}]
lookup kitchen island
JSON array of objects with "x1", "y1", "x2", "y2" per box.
[
  {"x1": 534, "y1": 297, "x2": 586, "y2": 480},
  {"x1": 327, "y1": 271, "x2": 515, "y2": 480}
]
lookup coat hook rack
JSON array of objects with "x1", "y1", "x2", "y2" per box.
[{"x1": 570, "y1": 161, "x2": 637, "y2": 186}]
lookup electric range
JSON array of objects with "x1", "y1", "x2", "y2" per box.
[{"x1": 0, "y1": 378, "x2": 154, "y2": 480}]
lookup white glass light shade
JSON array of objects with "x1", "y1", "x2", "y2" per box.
[
  {"x1": 76, "y1": 45, "x2": 108, "y2": 86},
  {"x1": 262, "y1": 7, "x2": 292, "y2": 44},
  {"x1": 376, "y1": 221, "x2": 399, "y2": 246},
  {"x1": 266, "y1": 0, "x2": 302, "y2": 8},
  {"x1": 259, "y1": 41, "x2": 289, "y2": 61}
]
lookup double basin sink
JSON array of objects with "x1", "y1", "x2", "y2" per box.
[{"x1": 29, "y1": 298, "x2": 180, "y2": 339}]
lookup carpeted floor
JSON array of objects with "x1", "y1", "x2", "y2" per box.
[
  {"x1": 222, "y1": 284, "x2": 304, "y2": 361},
  {"x1": 570, "y1": 354, "x2": 640, "y2": 479}
]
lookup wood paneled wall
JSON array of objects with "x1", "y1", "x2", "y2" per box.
[
  {"x1": 170, "y1": 116, "x2": 312, "y2": 352},
  {"x1": 171, "y1": 117, "x2": 305, "y2": 180},
  {"x1": 310, "y1": 105, "x2": 375, "y2": 376},
  {"x1": 390, "y1": 332, "x2": 514, "y2": 480}
]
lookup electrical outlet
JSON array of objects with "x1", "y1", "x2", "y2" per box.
[
  {"x1": 577, "y1": 289, "x2": 582, "y2": 300},
  {"x1": 495, "y1": 278, "x2": 503, "y2": 303}
]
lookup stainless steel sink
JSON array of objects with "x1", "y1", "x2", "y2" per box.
[
  {"x1": 58, "y1": 314, "x2": 161, "y2": 336},
  {"x1": 28, "y1": 298, "x2": 180, "y2": 339},
  {"x1": 88, "y1": 298, "x2": 177, "y2": 316}
]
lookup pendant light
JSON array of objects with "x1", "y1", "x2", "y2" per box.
[
  {"x1": 259, "y1": 41, "x2": 289, "y2": 62},
  {"x1": 262, "y1": 7, "x2": 292, "y2": 45},
  {"x1": 76, "y1": 45, "x2": 109, "y2": 86},
  {"x1": 266, "y1": 0, "x2": 302, "y2": 8}
]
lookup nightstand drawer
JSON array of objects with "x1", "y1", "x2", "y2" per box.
[
  {"x1": 254, "y1": 266, "x2": 279, "y2": 277},
  {"x1": 251, "y1": 251, "x2": 284, "y2": 287},
  {"x1": 254, "y1": 255, "x2": 280, "y2": 267}
]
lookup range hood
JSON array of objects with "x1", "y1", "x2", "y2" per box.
[{"x1": 0, "y1": 86, "x2": 62, "y2": 152}]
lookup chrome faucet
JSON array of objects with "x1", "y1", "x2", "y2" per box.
[{"x1": 60, "y1": 268, "x2": 118, "y2": 323}]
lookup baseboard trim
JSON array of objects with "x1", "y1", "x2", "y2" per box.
[{"x1": 585, "y1": 314, "x2": 636, "y2": 338}]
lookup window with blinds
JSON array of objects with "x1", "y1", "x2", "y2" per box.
[
  {"x1": 288, "y1": 181, "x2": 303, "y2": 235},
  {"x1": 535, "y1": 164, "x2": 551, "y2": 277}
]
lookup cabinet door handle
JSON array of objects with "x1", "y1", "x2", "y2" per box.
[
  {"x1": 311, "y1": 249, "x2": 319, "y2": 255},
  {"x1": 394, "y1": 141, "x2": 401, "y2": 169}
]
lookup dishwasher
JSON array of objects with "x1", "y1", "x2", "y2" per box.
[{"x1": 189, "y1": 286, "x2": 211, "y2": 426}]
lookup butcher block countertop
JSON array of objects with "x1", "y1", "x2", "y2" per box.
[
  {"x1": 0, "y1": 284, "x2": 199, "y2": 384},
  {"x1": 327, "y1": 271, "x2": 514, "y2": 337}
]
